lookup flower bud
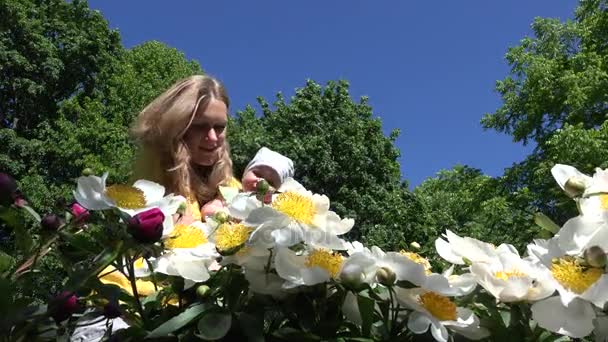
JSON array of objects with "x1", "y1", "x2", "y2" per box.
[
  {"x1": 13, "y1": 195, "x2": 28, "y2": 208},
  {"x1": 196, "y1": 285, "x2": 211, "y2": 299},
  {"x1": 410, "y1": 242, "x2": 421, "y2": 250},
  {"x1": 256, "y1": 179, "x2": 270, "y2": 195},
  {"x1": 0, "y1": 173, "x2": 18, "y2": 206},
  {"x1": 103, "y1": 302, "x2": 122, "y2": 319},
  {"x1": 127, "y1": 208, "x2": 164, "y2": 243},
  {"x1": 564, "y1": 177, "x2": 586, "y2": 198},
  {"x1": 41, "y1": 213, "x2": 64, "y2": 231},
  {"x1": 81, "y1": 168, "x2": 94, "y2": 177},
  {"x1": 213, "y1": 211, "x2": 230, "y2": 224},
  {"x1": 584, "y1": 246, "x2": 607, "y2": 268},
  {"x1": 69, "y1": 202, "x2": 90, "y2": 223},
  {"x1": 256, "y1": 191, "x2": 273, "y2": 204},
  {"x1": 176, "y1": 202, "x2": 187, "y2": 216},
  {"x1": 49, "y1": 291, "x2": 79, "y2": 323},
  {"x1": 340, "y1": 263, "x2": 366, "y2": 290},
  {"x1": 375, "y1": 267, "x2": 396, "y2": 286}
]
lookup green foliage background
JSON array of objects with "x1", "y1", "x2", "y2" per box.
[{"x1": 1, "y1": 0, "x2": 607, "y2": 299}]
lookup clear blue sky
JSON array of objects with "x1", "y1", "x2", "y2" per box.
[{"x1": 89, "y1": 0, "x2": 577, "y2": 188}]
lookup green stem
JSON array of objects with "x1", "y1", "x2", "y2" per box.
[{"x1": 126, "y1": 255, "x2": 146, "y2": 326}]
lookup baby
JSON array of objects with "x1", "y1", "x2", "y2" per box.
[{"x1": 200, "y1": 147, "x2": 294, "y2": 218}]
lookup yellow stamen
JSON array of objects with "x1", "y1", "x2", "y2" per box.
[
  {"x1": 494, "y1": 269, "x2": 526, "y2": 280},
  {"x1": 105, "y1": 184, "x2": 146, "y2": 209},
  {"x1": 165, "y1": 224, "x2": 208, "y2": 249},
  {"x1": 418, "y1": 291, "x2": 457, "y2": 321},
  {"x1": 305, "y1": 249, "x2": 343, "y2": 277},
  {"x1": 272, "y1": 191, "x2": 316, "y2": 224},
  {"x1": 214, "y1": 223, "x2": 252, "y2": 251},
  {"x1": 600, "y1": 194, "x2": 608, "y2": 210},
  {"x1": 134, "y1": 257, "x2": 146, "y2": 269},
  {"x1": 400, "y1": 250, "x2": 432, "y2": 274},
  {"x1": 551, "y1": 257, "x2": 603, "y2": 294}
]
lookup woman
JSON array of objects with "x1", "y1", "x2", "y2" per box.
[{"x1": 131, "y1": 75, "x2": 238, "y2": 221}]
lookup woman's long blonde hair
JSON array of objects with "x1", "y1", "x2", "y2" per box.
[{"x1": 130, "y1": 75, "x2": 233, "y2": 204}]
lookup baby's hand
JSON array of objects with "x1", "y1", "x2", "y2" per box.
[
  {"x1": 201, "y1": 199, "x2": 227, "y2": 219},
  {"x1": 242, "y1": 165, "x2": 281, "y2": 192}
]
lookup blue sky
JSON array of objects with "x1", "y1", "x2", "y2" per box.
[{"x1": 89, "y1": 1, "x2": 577, "y2": 188}]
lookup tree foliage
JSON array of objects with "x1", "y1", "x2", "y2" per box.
[{"x1": 229, "y1": 81, "x2": 425, "y2": 250}]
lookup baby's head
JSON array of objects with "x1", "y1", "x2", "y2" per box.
[{"x1": 242, "y1": 147, "x2": 294, "y2": 192}]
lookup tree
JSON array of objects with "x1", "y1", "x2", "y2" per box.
[
  {"x1": 481, "y1": 0, "x2": 608, "y2": 146},
  {"x1": 479, "y1": 0, "x2": 608, "y2": 227},
  {"x1": 414, "y1": 165, "x2": 537, "y2": 258},
  {"x1": 229, "y1": 80, "x2": 425, "y2": 250}
]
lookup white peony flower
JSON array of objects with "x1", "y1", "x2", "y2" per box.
[
  {"x1": 395, "y1": 281, "x2": 489, "y2": 342},
  {"x1": 435, "y1": 230, "x2": 517, "y2": 265},
  {"x1": 469, "y1": 250, "x2": 554, "y2": 302},
  {"x1": 154, "y1": 221, "x2": 219, "y2": 289},
  {"x1": 531, "y1": 296, "x2": 596, "y2": 338},
  {"x1": 233, "y1": 178, "x2": 354, "y2": 250}
]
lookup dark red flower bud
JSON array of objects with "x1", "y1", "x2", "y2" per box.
[
  {"x1": 103, "y1": 302, "x2": 122, "y2": 319},
  {"x1": 49, "y1": 291, "x2": 79, "y2": 323},
  {"x1": 41, "y1": 213, "x2": 64, "y2": 231},
  {"x1": 13, "y1": 194, "x2": 28, "y2": 208},
  {"x1": 0, "y1": 173, "x2": 18, "y2": 206},
  {"x1": 69, "y1": 202, "x2": 90, "y2": 223},
  {"x1": 127, "y1": 208, "x2": 164, "y2": 243}
]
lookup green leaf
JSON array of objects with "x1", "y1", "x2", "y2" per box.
[
  {"x1": 0, "y1": 207, "x2": 19, "y2": 227},
  {"x1": 499, "y1": 310, "x2": 511, "y2": 328},
  {"x1": 534, "y1": 213, "x2": 560, "y2": 234},
  {"x1": 196, "y1": 310, "x2": 232, "y2": 340},
  {"x1": 147, "y1": 303, "x2": 209, "y2": 338},
  {"x1": 356, "y1": 293, "x2": 375, "y2": 337},
  {"x1": 237, "y1": 313, "x2": 264, "y2": 342},
  {"x1": 20, "y1": 205, "x2": 41, "y2": 222},
  {"x1": 13, "y1": 222, "x2": 33, "y2": 253},
  {"x1": 0, "y1": 251, "x2": 15, "y2": 273}
]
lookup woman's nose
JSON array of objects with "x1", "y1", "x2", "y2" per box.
[{"x1": 205, "y1": 128, "x2": 218, "y2": 142}]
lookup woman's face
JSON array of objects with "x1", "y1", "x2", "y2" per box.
[{"x1": 183, "y1": 98, "x2": 228, "y2": 167}]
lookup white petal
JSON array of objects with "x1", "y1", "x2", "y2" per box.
[
  {"x1": 382, "y1": 253, "x2": 427, "y2": 286},
  {"x1": 300, "y1": 267, "x2": 331, "y2": 285},
  {"x1": 551, "y1": 164, "x2": 591, "y2": 191},
  {"x1": 73, "y1": 174, "x2": 112, "y2": 210},
  {"x1": 429, "y1": 318, "x2": 449, "y2": 342},
  {"x1": 174, "y1": 258, "x2": 210, "y2": 283},
  {"x1": 278, "y1": 178, "x2": 306, "y2": 193},
  {"x1": 133, "y1": 180, "x2": 165, "y2": 203},
  {"x1": 244, "y1": 269, "x2": 286, "y2": 298},
  {"x1": 271, "y1": 224, "x2": 304, "y2": 247},
  {"x1": 435, "y1": 237, "x2": 464, "y2": 265},
  {"x1": 275, "y1": 247, "x2": 305, "y2": 286},
  {"x1": 324, "y1": 211, "x2": 354, "y2": 235},
  {"x1": 304, "y1": 229, "x2": 347, "y2": 250},
  {"x1": 244, "y1": 206, "x2": 287, "y2": 227},
  {"x1": 532, "y1": 297, "x2": 596, "y2": 338},
  {"x1": 408, "y1": 311, "x2": 431, "y2": 335},
  {"x1": 342, "y1": 292, "x2": 363, "y2": 325},
  {"x1": 558, "y1": 216, "x2": 608, "y2": 254},
  {"x1": 229, "y1": 193, "x2": 262, "y2": 220}
]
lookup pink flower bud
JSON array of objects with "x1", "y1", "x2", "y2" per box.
[
  {"x1": 127, "y1": 208, "x2": 164, "y2": 243},
  {"x1": 49, "y1": 291, "x2": 79, "y2": 323},
  {"x1": 69, "y1": 202, "x2": 90, "y2": 223},
  {"x1": 0, "y1": 173, "x2": 18, "y2": 206}
]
